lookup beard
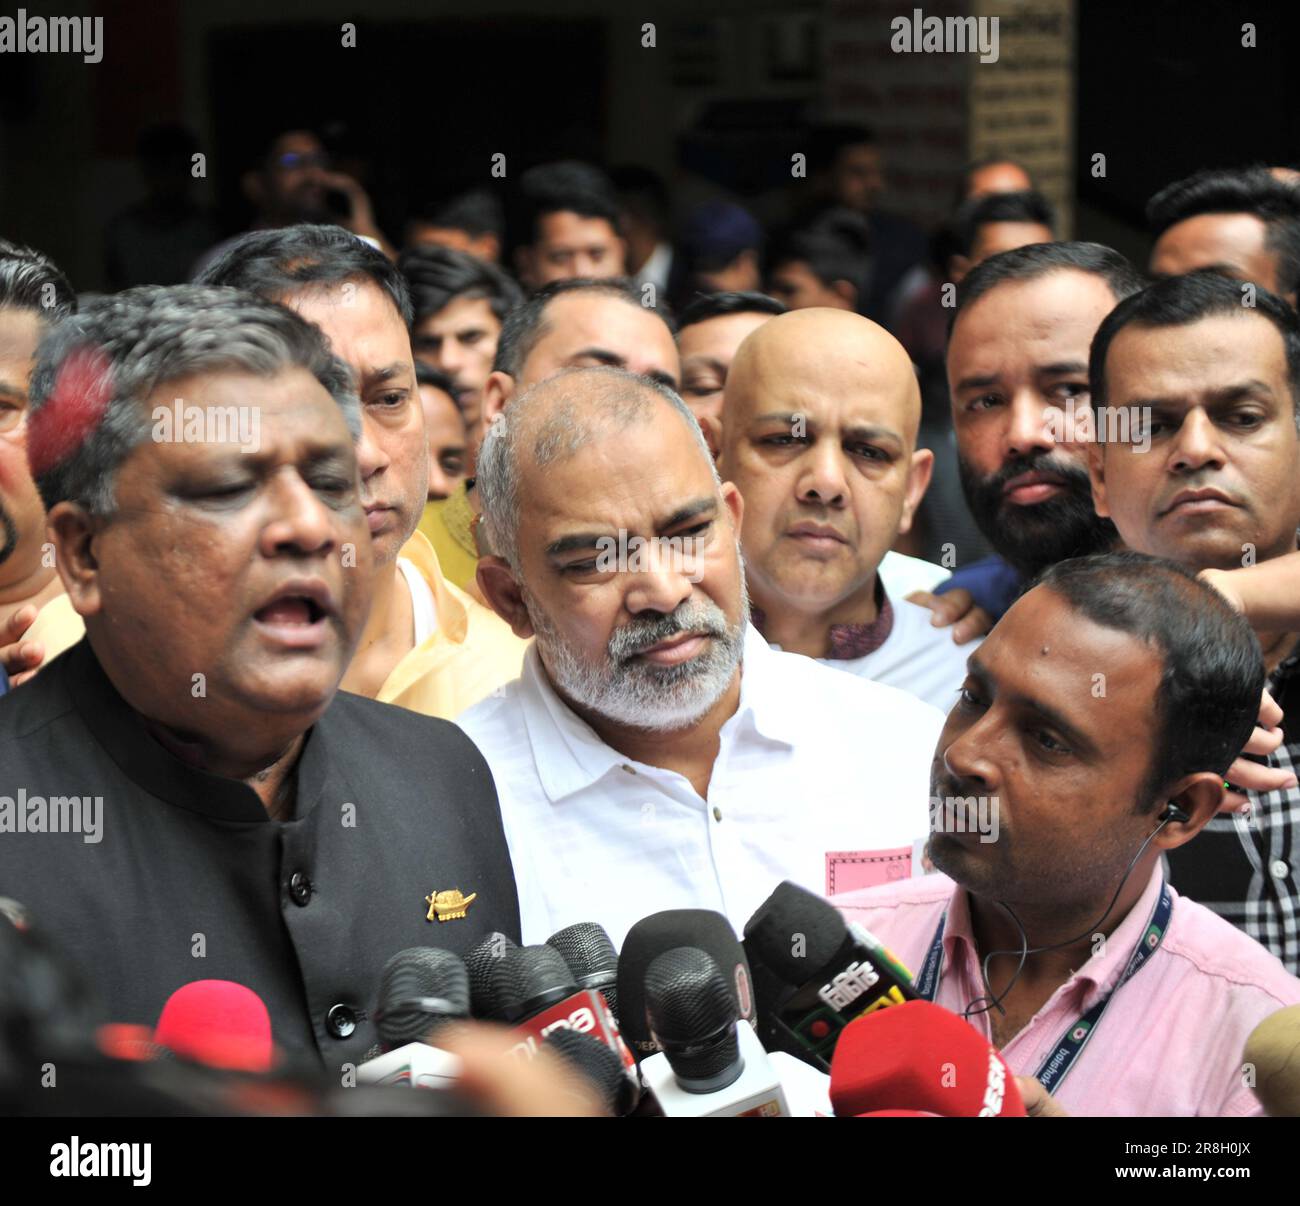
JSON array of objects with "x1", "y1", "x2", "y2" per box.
[
  {"x1": 0, "y1": 502, "x2": 17, "y2": 568},
  {"x1": 958, "y1": 452, "x2": 1116, "y2": 578},
  {"x1": 526, "y1": 583, "x2": 750, "y2": 734}
]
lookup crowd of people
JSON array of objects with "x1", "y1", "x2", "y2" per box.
[{"x1": 3, "y1": 121, "x2": 1300, "y2": 1117}]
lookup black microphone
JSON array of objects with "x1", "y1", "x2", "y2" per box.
[
  {"x1": 743, "y1": 881, "x2": 918, "y2": 1071},
  {"x1": 486, "y1": 945, "x2": 635, "y2": 1076},
  {"x1": 372, "y1": 947, "x2": 470, "y2": 1052},
  {"x1": 546, "y1": 922, "x2": 620, "y2": 1026},
  {"x1": 616, "y1": 909, "x2": 756, "y2": 1059},
  {"x1": 464, "y1": 931, "x2": 518, "y2": 1018},
  {"x1": 544, "y1": 1027, "x2": 640, "y2": 1115},
  {"x1": 638, "y1": 947, "x2": 791, "y2": 1116}
]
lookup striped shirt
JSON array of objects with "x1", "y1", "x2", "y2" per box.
[{"x1": 1167, "y1": 643, "x2": 1300, "y2": 972}]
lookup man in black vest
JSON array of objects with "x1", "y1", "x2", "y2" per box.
[{"x1": 0, "y1": 285, "x2": 521, "y2": 1068}]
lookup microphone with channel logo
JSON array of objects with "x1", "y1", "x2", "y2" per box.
[
  {"x1": 829, "y1": 1000, "x2": 1026, "y2": 1117},
  {"x1": 483, "y1": 944, "x2": 636, "y2": 1081},
  {"x1": 743, "y1": 881, "x2": 918, "y2": 1071}
]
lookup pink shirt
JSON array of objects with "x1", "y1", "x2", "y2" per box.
[{"x1": 834, "y1": 867, "x2": 1300, "y2": 1116}]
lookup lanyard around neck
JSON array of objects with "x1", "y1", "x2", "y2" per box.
[{"x1": 914, "y1": 881, "x2": 1173, "y2": 1094}]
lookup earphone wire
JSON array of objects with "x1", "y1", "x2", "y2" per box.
[{"x1": 962, "y1": 814, "x2": 1175, "y2": 1023}]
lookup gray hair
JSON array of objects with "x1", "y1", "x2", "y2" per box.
[
  {"x1": 27, "y1": 284, "x2": 360, "y2": 517},
  {"x1": 476, "y1": 365, "x2": 720, "y2": 570}
]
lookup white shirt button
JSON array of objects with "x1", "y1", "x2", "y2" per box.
[
  {"x1": 621, "y1": 764, "x2": 636, "y2": 775},
  {"x1": 1271, "y1": 859, "x2": 1290, "y2": 880},
  {"x1": 713, "y1": 807, "x2": 723, "y2": 822}
]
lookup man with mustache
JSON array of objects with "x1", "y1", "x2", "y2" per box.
[
  {"x1": 456, "y1": 366, "x2": 944, "y2": 944},
  {"x1": 1087, "y1": 271, "x2": 1300, "y2": 969},
  {"x1": 0, "y1": 286, "x2": 522, "y2": 1061},
  {"x1": 197, "y1": 224, "x2": 527, "y2": 717},
  {"x1": 835, "y1": 554, "x2": 1300, "y2": 1116},
  {"x1": 932, "y1": 242, "x2": 1145, "y2": 622}
]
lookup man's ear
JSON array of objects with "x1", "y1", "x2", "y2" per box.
[
  {"x1": 46, "y1": 502, "x2": 104, "y2": 618},
  {"x1": 720, "y1": 479, "x2": 745, "y2": 537},
  {"x1": 1151, "y1": 772, "x2": 1229, "y2": 851},
  {"x1": 480, "y1": 371, "x2": 517, "y2": 429},
  {"x1": 697, "y1": 412, "x2": 722, "y2": 460},
  {"x1": 1087, "y1": 434, "x2": 1111, "y2": 518},
  {"x1": 831, "y1": 279, "x2": 858, "y2": 310},
  {"x1": 476, "y1": 555, "x2": 535, "y2": 639},
  {"x1": 897, "y1": 447, "x2": 935, "y2": 535}
]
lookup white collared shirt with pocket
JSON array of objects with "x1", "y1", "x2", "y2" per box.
[{"x1": 456, "y1": 625, "x2": 945, "y2": 945}]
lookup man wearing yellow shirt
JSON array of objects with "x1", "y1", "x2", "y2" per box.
[
  {"x1": 422, "y1": 277, "x2": 682, "y2": 598},
  {"x1": 196, "y1": 225, "x2": 527, "y2": 715}
]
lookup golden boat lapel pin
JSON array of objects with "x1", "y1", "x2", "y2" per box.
[{"x1": 425, "y1": 888, "x2": 477, "y2": 922}]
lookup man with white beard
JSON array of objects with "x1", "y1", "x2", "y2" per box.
[{"x1": 456, "y1": 366, "x2": 944, "y2": 943}]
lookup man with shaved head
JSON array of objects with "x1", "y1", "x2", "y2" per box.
[
  {"x1": 456, "y1": 366, "x2": 944, "y2": 943},
  {"x1": 718, "y1": 309, "x2": 971, "y2": 711}
]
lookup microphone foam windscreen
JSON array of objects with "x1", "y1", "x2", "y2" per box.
[
  {"x1": 1243, "y1": 1004, "x2": 1300, "y2": 1116},
  {"x1": 547, "y1": 922, "x2": 620, "y2": 1023},
  {"x1": 617, "y1": 909, "x2": 755, "y2": 1057},
  {"x1": 744, "y1": 881, "x2": 848, "y2": 982},
  {"x1": 489, "y1": 945, "x2": 577, "y2": 1022},
  {"x1": 153, "y1": 980, "x2": 274, "y2": 1073},
  {"x1": 644, "y1": 946, "x2": 740, "y2": 1081},
  {"x1": 829, "y1": 1000, "x2": 1025, "y2": 1118},
  {"x1": 464, "y1": 931, "x2": 518, "y2": 1018},
  {"x1": 544, "y1": 1027, "x2": 637, "y2": 1115},
  {"x1": 375, "y1": 947, "x2": 470, "y2": 1049}
]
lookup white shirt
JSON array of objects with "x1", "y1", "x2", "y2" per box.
[
  {"x1": 878, "y1": 550, "x2": 949, "y2": 599},
  {"x1": 397, "y1": 556, "x2": 438, "y2": 646},
  {"x1": 456, "y1": 625, "x2": 944, "y2": 946},
  {"x1": 815, "y1": 596, "x2": 978, "y2": 714}
]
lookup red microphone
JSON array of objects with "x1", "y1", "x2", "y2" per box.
[
  {"x1": 153, "y1": 981, "x2": 275, "y2": 1073},
  {"x1": 829, "y1": 1000, "x2": 1026, "y2": 1117}
]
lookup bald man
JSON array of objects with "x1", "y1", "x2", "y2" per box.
[
  {"x1": 718, "y1": 309, "x2": 974, "y2": 711},
  {"x1": 456, "y1": 365, "x2": 943, "y2": 943}
]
